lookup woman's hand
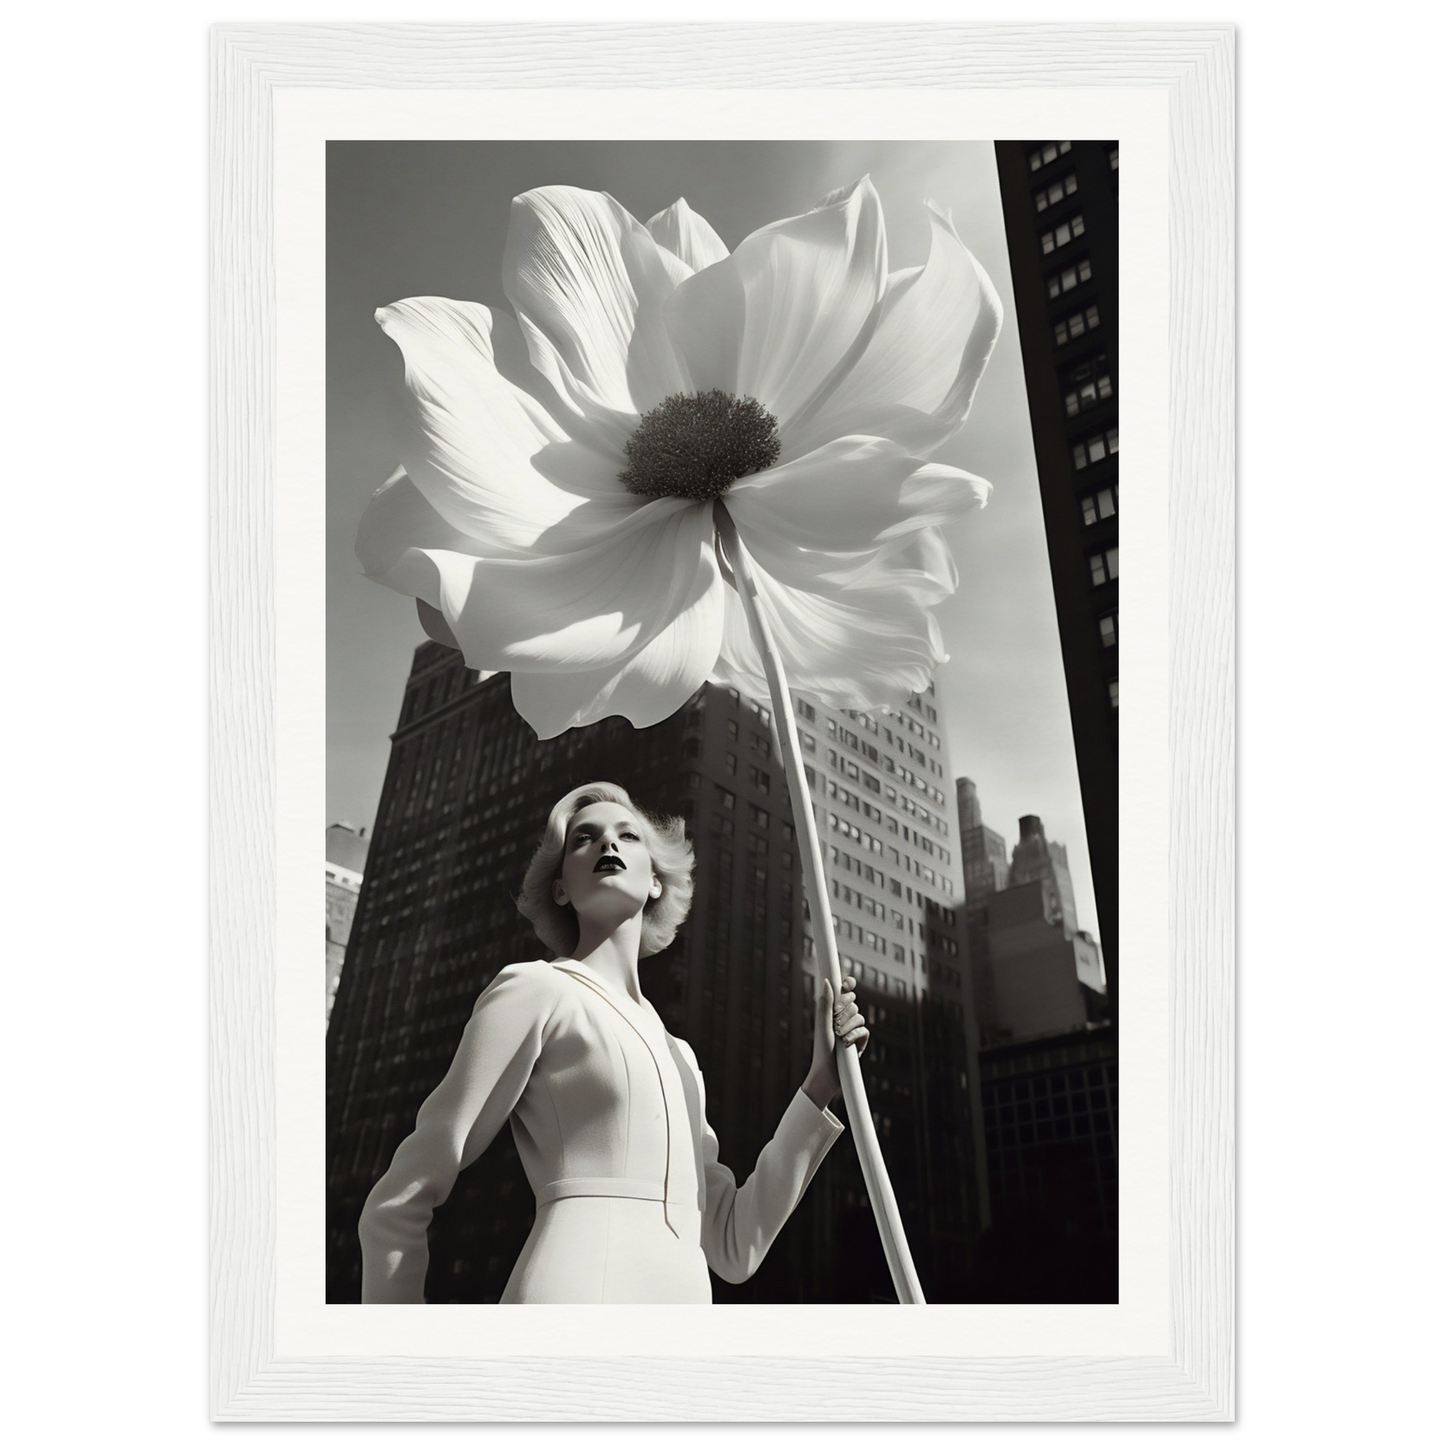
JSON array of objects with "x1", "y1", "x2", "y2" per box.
[{"x1": 802, "y1": 974, "x2": 869, "y2": 1110}]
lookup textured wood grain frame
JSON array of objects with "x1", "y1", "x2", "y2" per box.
[{"x1": 211, "y1": 22, "x2": 1233, "y2": 1421}]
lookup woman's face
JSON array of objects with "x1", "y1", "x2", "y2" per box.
[{"x1": 555, "y1": 801, "x2": 661, "y2": 931}]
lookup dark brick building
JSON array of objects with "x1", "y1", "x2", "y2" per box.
[
  {"x1": 970, "y1": 1024, "x2": 1119, "y2": 1303},
  {"x1": 994, "y1": 138, "x2": 1119, "y2": 1015}
]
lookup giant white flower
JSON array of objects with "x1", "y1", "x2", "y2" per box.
[{"x1": 356, "y1": 179, "x2": 1002, "y2": 739}]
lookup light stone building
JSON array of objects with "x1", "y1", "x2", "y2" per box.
[{"x1": 325, "y1": 822, "x2": 369, "y2": 1023}]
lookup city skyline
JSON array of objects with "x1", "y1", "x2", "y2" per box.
[
  {"x1": 328, "y1": 648, "x2": 987, "y2": 1303},
  {"x1": 327, "y1": 139, "x2": 1101, "y2": 939}
]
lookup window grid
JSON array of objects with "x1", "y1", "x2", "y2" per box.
[
  {"x1": 1028, "y1": 140, "x2": 1073, "y2": 170},
  {"x1": 1054, "y1": 303, "x2": 1101, "y2": 347},
  {"x1": 1081, "y1": 486, "x2": 1117, "y2": 526},
  {"x1": 1064, "y1": 371, "x2": 1113, "y2": 417},
  {"x1": 1033, "y1": 172, "x2": 1078, "y2": 212},
  {"x1": 1072, "y1": 427, "x2": 1120, "y2": 471},
  {"x1": 1099, "y1": 613, "x2": 1118, "y2": 648},
  {"x1": 1047, "y1": 257, "x2": 1092, "y2": 299},
  {"x1": 1040, "y1": 214, "x2": 1086, "y2": 255},
  {"x1": 1089, "y1": 548, "x2": 1120, "y2": 588}
]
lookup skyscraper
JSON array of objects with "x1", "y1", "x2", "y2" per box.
[
  {"x1": 983, "y1": 879, "x2": 1104, "y2": 1039},
  {"x1": 957, "y1": 777, "x2": 1011, "y2": 905},
  {"x1": 950, "y1": 783, "x2": 1107, "y2": 1043},
  {"x1": 994, "y1": 139, "x2": 1119, "y2": 1013},
  {"x1": 950, "y1": 781, "x2": 1117, "y2": 1301},
  {"x1": 1008, "y1": 814, "x2": 1079, "y2": 939},
  {"x1": 326, "y1": 647, "x2": 988, "y2": 1304},
  {"x1": 805, "y1": 689, "x2": 988, "y2": 1296}
]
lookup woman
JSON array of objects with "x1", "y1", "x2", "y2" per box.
[{"x1": 359, "y1": 782, "x2": 869, "y2": 1304}]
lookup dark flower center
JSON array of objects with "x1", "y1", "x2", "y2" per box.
[{"x1": 618, "y1": 390, "x2": 781, "y2": 502}]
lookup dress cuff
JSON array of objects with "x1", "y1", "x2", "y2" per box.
[{"x1": 791, "y1": 1087, "x2": 846, "y2": 1140}]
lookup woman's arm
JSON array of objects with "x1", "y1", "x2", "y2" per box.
[
  {"x1": 358, "y1": 962, "x2": 554, "y2": 1303},
  {"x1": 692, "y1": 1085, "x2": 845, "y2": 1285}
]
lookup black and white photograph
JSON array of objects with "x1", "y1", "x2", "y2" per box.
[
  {"x1": 207, "y1": 22, "x2": 1226, "y2": 1423},
  {"x1": 323, "y1": 137, "x2": 1121, "y2": 1307}
]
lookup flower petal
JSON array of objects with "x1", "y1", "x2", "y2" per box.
[
  {"x1": 356, "y1": 465, "x2": 489, "y2": 589},
  {"x1": 725, "y1": 437, "x2": 991, "y2": 552},
  {"x1": 712, "y1": 504, "x2": 969, "y2": 710},
  {"x1": 647, "y1": 198, "x2": 730, "y2": 271},
  {"x1": 376, "y1": 298, "x2": 631, "y2": 556},
  {"x1": 352, "y1": 469, "x2": 523, "y2": 677},
  {"x1": 836, "y1": 527, "x2": 961, "y2": 604},
  {"x1": 509, "y1": 581, "x2": 723, "y2": 738},
  {"x1": 416, "y1": 600, "x2": 462, "y2": 651},
  {"x1": 362, "y1": 477, "x2": 722, "y2": 731},
  {"x1": 664, "y1": 177, "x2": 888, "y2": 431},
  {"x1": 783, "y1": 202, "x2": 1003, "y2": 460},
  {"x1": 712, "y1": 564, "x2": 947, "y2": 713},
  {"x1": 503, "y1": 186, "x2": 690, "y2": 418}
]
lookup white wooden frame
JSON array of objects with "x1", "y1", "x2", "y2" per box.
[{"x1": 211, "y1": 22, "x2": 1233, "y2": 1420}]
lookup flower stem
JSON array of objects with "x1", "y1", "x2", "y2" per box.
[{"x1": 713, "y1": 501, "x2": 926, "y2": 1306}]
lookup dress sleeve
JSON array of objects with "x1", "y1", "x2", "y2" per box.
[
  {"x1": 358, "y1": 963, "x2": 554, "y2": 1303},
  {"x1": 677, "y1": 1039, "x2": 847, "y2": 1286}
]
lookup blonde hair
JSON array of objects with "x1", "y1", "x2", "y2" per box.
[{"x1": 517, "y1": 782, "x2": 694, "y2": 959}]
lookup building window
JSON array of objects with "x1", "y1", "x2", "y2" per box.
[
  {"x1": 726, "y1": 719, "x2": 738, "y2": 742},
  {"x1": 1046, "y1": 257, "x2": 1092, "y2": 299},
  {"x1": 1081, "y1": 486, "x2": 1117, "y2": 525},
  {"x1": 1109, "y1": 678, "x2": 1119, "y2": 708},
  {"x1": 1028, "y1": 140, "x2": 1073, "y2": 170},
  {"x1": 1053, "y1": 303, "x2": 1101, "y2": 347},
  {"x1": 1033, "y1": 172, "x2": 1078, "y2": 211},
  {"x1": 1062, "y1": 353, "x2": 1113, "y2": 416},
  {"x1": 1109, "y1": 145, "x2": 1119, "y2": 171},
  {"x1": 1099, "y1": 613, "x2": 1117, "y2": 648},
  {"x1": 724, "y1": 751, "x2": 737, "y2": 775},
  {"x1": 1063, "y1": 372, "x2": 1113, "y2": 417},
  {"x1": 1040, "y1": 213, "x2": 1086, "y2": 255},
  {"x1": 1089, "y1": 548, "x2": 1120, "y2": 587},
  {"x1": 716, "y1": 785, "x2": 735, "y2": 810},
  {"x1": 750, "y1": 766, "x2": 771, "y2": 793},
  {"x1": 1072, "y1": 426, "x2": 1120, "y2": 470}
]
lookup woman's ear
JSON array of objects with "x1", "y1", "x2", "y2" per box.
[
  {"x1": 552, "y1": 881, "x2": 569, "y2": 907},
  {"x1": 650, "y1": 876, "x2": 663, "y2": 900}
]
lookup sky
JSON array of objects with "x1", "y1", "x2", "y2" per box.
[{"x1": 326, "y1": 140, "x2": 1100, "y2": 939}]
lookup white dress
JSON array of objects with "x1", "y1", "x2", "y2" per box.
[{"x1": 359, "y1": 958, "x2": 845, "y2": 1303}]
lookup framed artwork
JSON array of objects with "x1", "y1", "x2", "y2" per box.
[{"x1": 206, "y1": 14, "x2": 1242, "y2": 1433}]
